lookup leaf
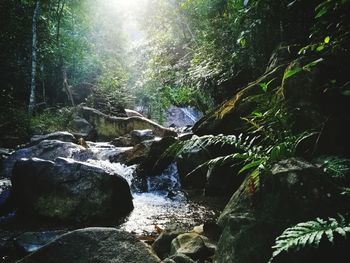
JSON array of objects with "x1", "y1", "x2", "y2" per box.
[
  {"x1": 324, "y1": 36, "x2": 330, "y2": 44},
  {"x1": 283, "y1": 67, "x2": 303, "y2": 80},
  {"x1": 238, "y1": 160, "x2": 264, "y2": 174}
]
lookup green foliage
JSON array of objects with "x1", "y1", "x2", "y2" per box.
[
  {"x1": 30, "y1": 107, "x2": 74, "y2": 134},
  {"x1": 315, "y1": 156, "x2": 350, "y2": 180},
  {"x1": 269, "y1": 216, "x2": 350, "y2": 262}
]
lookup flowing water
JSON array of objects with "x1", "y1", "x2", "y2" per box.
[{"x1": 86, "y1": 142, "x2": 220, "y2": 235}]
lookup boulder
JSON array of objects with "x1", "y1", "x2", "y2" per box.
[
  {"x1": 2, "y1": 140, "x2": 89, "y2": 178},
  {"x1": 215, "y1": 158, "x2": 344, "y2": 263},
  {"x1": 111, "y1": 135, "x2": 134, "y2": 147},
  {"x1": 29, "y1": 131, "x2": 76, "y2": 146},
  {"x1": 130, "y1": 129, "x2": 155, "y2": 144},
  {"x1": 14, "y1": 230, "x2": 67, "y2": 253},
  {"x1": 17, "y1": 228, "x2": 161, "y2": 263},
  {"x1": 11, "y1": 157, "x2": 133, "y2": 223},
  {"x1": 152, "y1": 225, "x2": 185, "y2": 259},
  {"x1": 112, "y1": 136, "x2": 177, "y2": 175},
  {"x1": 79, "y1": 106, "x2": 176, "y2": 140},
  {"x1": 69, "y1": 117, "x2": 95, "y2": 140},
  {"x1": 170, "y1": 233, "x2": 216, "y2": 261}
]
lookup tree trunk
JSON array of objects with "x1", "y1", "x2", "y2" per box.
[{"x1": 28, "y1": 0, "x2": 40, "y2": 115}]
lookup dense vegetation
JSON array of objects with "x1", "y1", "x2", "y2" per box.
[{"x1": 1, "y1": 0, "x2": 350, "y2": 261}]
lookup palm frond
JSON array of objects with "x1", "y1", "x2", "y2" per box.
[{"x1": 269, "y1": 216, "x2": 350, "y2": 262}]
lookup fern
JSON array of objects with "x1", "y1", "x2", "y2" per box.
[
  {"x1": 269, "y1": 216, "x2": 350, "y2": 262},
  {"x1": 315, "y1": 156, "x2": 350, "y2": 179}
]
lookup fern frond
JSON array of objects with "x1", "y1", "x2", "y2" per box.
[{"x1": 269, "y1": 216, "x2": 350, "y2": 262}]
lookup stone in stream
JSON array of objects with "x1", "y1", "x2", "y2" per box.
[
  {"x1": 79, "y1": 106, "x2": 177, "y2": 140},
  {"x1": 152, "y1": 225, "x2": 185, "y2": 259},
  {"x1": 170, "y1": 233, "x2": 216, "y2": 261},
  {"x1": 16, "y1": 228, "x2": 161, "y2": 263},
  {"x1": 29, "y1": 131, "x2": 76, "y2": 146},
  {"x1": 11, "y1": 157, "x2": 133, "y2": 224},
  {"x1": 130, "y1": 129, "x2": 155, "y2": 144},
  {"x1": 2, "y1": 139, "x2": 90, "y2": 178}
]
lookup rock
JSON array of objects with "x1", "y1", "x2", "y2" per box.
[
  {"x1": 17, "y1": 228, "x2": 161, "y2": 263},
  {"x1": 2, "y1": 140, "x2": 89, "y2": 178},
  {"x1": 125, "y1": 109, "x2": 144, "y2": 118},
  {"x1": 112, "y1": 142, "x2": 151, "y2": 165},
  {"x1": 167, "y1": 253, "x2": 196, "y2": 263},
  {"x1": 14, "y1": 230, "x2": 67, "y2": 253},
  {"x1": 111, "y1": 135, "x2": 134, "y2": 147},
  {"x1": 79, "y1": 106, "x2": 176, "y2": 140},
  {"x1": 69, "y1": 117, "x2": 95, "y2": 140},
  {"x1": 204, "y1": 161, "x2": 244, "y2": 197},
  {"x1": 112, "y1": 136, "x2": 177, "y2": 175},
  {"x1": 215, "y1": 158, "x2": 343, "y2": 263},
  {"x1": 162, "y1": 259, "x2": 176, "y2": 263},
  {"x1": 29, "y1": 131, "x2": 76, "y2": 146},
  {"x1": 170, "y1": 233, "x2": 216, "y2": 261},
  {"x1": 130, "y1": 129, "x2": 155, "y2": 144},
  {"x1": 0, "y1": 179, "x2": 12, "y2": 215},
  {"x1": 176, "y1": 149, "x2": 209, "y2": 184},
  {"x1": 11, "y1": 157, "x2": 133, "y2": 223},
  {"x1": 193, "y1": 65, "x2": 286, "y2": 136},
  {"x1": 141, "y1": 136, "x2": 177, "y2": 175},
  {"x1": 152, "y1": 225, "x2": 185, "y2": 259}
]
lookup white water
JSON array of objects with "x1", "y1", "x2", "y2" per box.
[{"x1": 86, "y1": 141, "x2": 218, "y2": 235}]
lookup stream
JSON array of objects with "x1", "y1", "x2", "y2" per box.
[
  {"x1": 86, "y1": 141, "x2": 220, "y2": 235},
  {"x1": 0, "y1": 140, "x2": 221, "y2": 236}
]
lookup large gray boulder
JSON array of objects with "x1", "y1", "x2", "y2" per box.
[
  {"x1": 79, "y1": 106, "x2": 176, "y2": 140},
  {"x1": 17, "y1": 228, "x2": 161, "y2": 263},
  {"x1": 215, "y1": 158, "x2": 344, "y2": 263},
  {"x1": 29, "y1": 131, "x2": 76, "y2": 146},
  {"x1": 2, "y1": 140, "x2": 90, "y2": 178},
  {"x1": 11, "y1": 157, "x2": 133, "y2": 223}
]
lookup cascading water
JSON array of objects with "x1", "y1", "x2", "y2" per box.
[{"x1": 86, "y1": 141, "x2": 219, "y2": 235}]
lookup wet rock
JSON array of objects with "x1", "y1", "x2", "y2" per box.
[
  {"x1": 29, "y1": 131, "x2": 76, "y2": 146},
  {"x1": 2, "y1": 140, "x2": 89, "y2": 178},
  {"x1": 17, "y1": 228, "x2": 161, "y2": 263},
  {"x1": 111, "y1": 135, "x2": 134, "y2": 147},
  {"x1": 141, "y1": 136, "x2": 177, "y2": 175},
  {"x1": 69, "y1": 117, "x2": 95, "y2": 140},
  {"x1": 130, "y1": 129, "x2": 155, "y2": 144},
  {"x1": 14, "y1": 230, "x2": 67, "y2": 253},
  {"x1": 152, "y1": 225, "x2": 185, "y2": 259},
  {"x1": 215, "y1": 158, "x2": 343, "y2": 263},
  {"x1": 166, "y1": 253, "x2": 196, "y2": 263},
  {"x1": 112, "y1": 142, "x2": 151, "y2": 165},
  {"x1": 12, "y1": 157, "x2": 133, "y2": 223},
  {"x1": 79, "y1": 106, "x2": 176, "y2": 140},
  {"x1": 170, "y1": 233, "x2": 216, "y2": 261}
]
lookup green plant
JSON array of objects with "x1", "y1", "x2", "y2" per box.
[
  {"x1": 269, "y1": 216, "x2": 350, "y2": 262},
  {"x1": 30, "y1": 107, "x2": 74, "y2": 134},
  {"x1": 315, "y1": 156, "x2": 350, "y2": 180}
]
